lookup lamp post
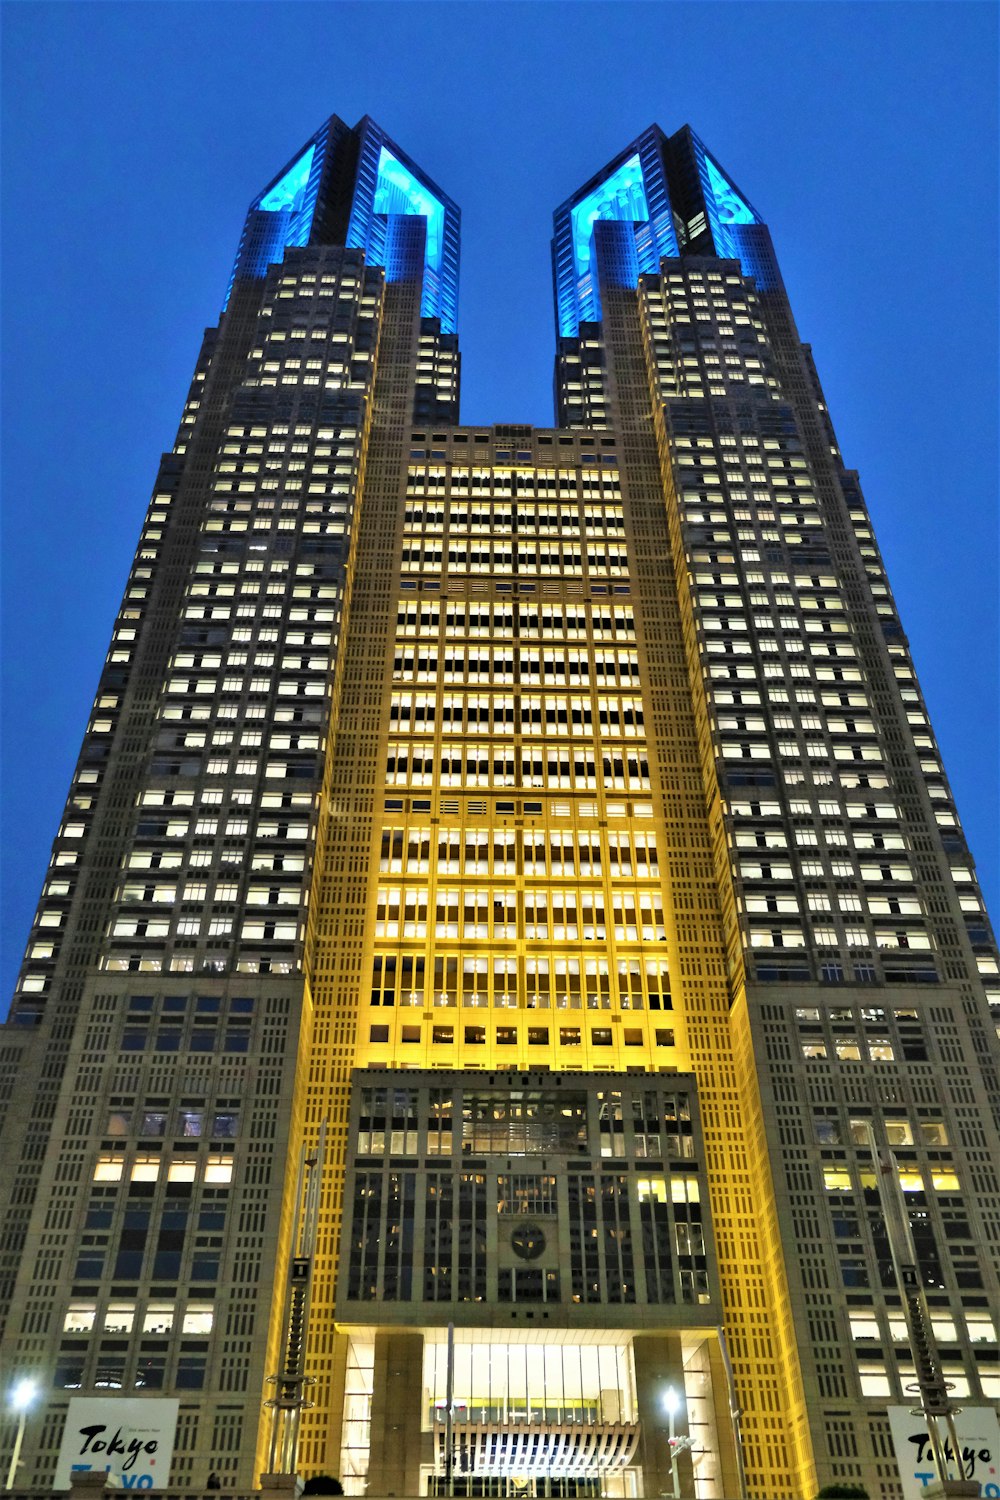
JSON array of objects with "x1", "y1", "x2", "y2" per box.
[
  {"x1": 663, "y1": 1387, "x2": 681, "y2": 1500},
  {"x1": 4, "y1": 1378, "x2": 36, "y2": 1492}
]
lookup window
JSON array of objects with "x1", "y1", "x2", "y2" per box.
[
  {"x1": 55, "y1": 1358, "x2": 85, "y2": 1389},
  {"x1": 182, "y1": 1303, "x2": 214, "y2": 1335},
  {"x1": 104, "y1": 1301, "x2": 135, "y2": 1332},
  {"x1": 176, "y1": 1357, "x2": 206, "y2": 1389},
  {"x1": 849, "y1": 1312, "x2": 879, "y2": 1340},
  {"x1": 966, "y1": 1313, "x2": 997, "y2": 1343},
  {"x1": 64, "y1": 1302, "x2": 97, "y2": 1332},
  {"x1": 857, "y1": 1364, "x2": 891, "y2": 1397},
  {"x1": 135, "y1": 1356, "x2": 166, "y2": 1390},
  {"x1": 142, "y1": 1302, "x2": 175, "y2": 1334}
]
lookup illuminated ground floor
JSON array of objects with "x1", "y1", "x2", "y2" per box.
[{"x1": 336, "y1": 1325, "x2": 741, "y2": 1498}]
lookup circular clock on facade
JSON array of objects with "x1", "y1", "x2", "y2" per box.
[{"x1": 510, "y1": 1223, "x2": 547, "y2": 1261}]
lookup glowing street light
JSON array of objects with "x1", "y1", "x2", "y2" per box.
[
  {"x1": 4, "y1": 1379, "x2": 37, "y2": 1492},
  {"x1": 663, "y1": 1386, "x2": 696, "y2": 1500},
  {"x1": 664, "y1": 1387, "x2": 681, "y2": 1499}
]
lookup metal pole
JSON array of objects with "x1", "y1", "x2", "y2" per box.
[
  {"x1": 716, "y1": 1325, "x2": 749, "y2": 1500},
  {"x1": 663, "y1": 1386, "x2": 682, "y2": 1500},
  {"x1": 668, "y1": 1401, "x2": 679, "y2": 1499},
  {"x1": 264, "y1": 1121, "x2": 326, "y2": 1481},
  {"x1": 4, "y1": 1413, "x2": 26, "y2": 1492},
  {"x1": 863, "y1": 1121, "x2": 963, "y2": 1484},
  {"x1": 268, "y1": 1143, "x2": 308, "y2": 1475},
  {"x1": 445, "y1": 1322, "x2": 455, "y2": 1497}
]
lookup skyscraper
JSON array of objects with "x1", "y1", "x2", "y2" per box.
[{"x1": 1, "y1": 111, "x2": 998, "y2": 1500}]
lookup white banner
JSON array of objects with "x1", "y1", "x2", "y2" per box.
[
  {"x1": 888, "y1": 1405, "x2": 1000, "y2": 1499},
  {"x1": 55, "y1": 1398, "x2": 179, "y2": 1490}
]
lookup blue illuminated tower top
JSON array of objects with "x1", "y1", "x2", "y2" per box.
[
  {"x1": 552, "y1": 124, "x2": 763, "y2": 338},
  {"x1": 228, "y1": 114, "x2": 460, "y2": 333}
]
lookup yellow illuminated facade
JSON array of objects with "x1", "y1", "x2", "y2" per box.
[{"x1": 2, "y1": 116, "x2": 999, "y2": 1500}]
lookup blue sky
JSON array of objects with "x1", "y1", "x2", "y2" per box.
[{"x1": 2, "y1": 1, "x2": 997, "y2": 1007}]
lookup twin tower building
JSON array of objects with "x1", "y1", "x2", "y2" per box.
[{"x1": 1, "y1": 114, "x2": 998, "y2": 1500}]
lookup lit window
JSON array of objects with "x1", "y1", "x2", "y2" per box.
[
  {"x1": 181, "y1": 1303, "x2": 214, "y2": 1335},
  {"x1": 104, "y1": 1302, "x2": 135, "y2": 1333},
  {"x1": 966, "y1": 1313, "x2": 997, "y2": 1343},
  {"x1": 64, "y1": 1302, "x2": 97, "y2": 1332},
  {"x1": 897, "y1": 1171, "x2": 925, "y2": 1194},
  {"x1": 142, "y1": 1302, "x2": 175, "y2": 1334},
  {"x1": 858, "y1": 1367, "x2": 891, "y2": 1397}
]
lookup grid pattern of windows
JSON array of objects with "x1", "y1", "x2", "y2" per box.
[
  {"x1": 338, "y1": 1072, "x2": 713, "y2": 1313},
  {"x1": 355, "y1": 457, "x2": 682, "y2": 1075}
]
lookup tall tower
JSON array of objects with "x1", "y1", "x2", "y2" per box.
[{"x1": 1, "y1": 116, "x2": 998, "y2": 1500}]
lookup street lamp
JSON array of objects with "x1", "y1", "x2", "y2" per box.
[
  {"x1": 5, "y1": 1378, "x2": 37, "y2": 1492},
  {"x1": 663, "y1": 1387, "x2": 681, "y2": 1500}
]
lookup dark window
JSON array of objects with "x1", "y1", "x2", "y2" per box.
[
  {"x1": 134, "y1": 1357, "x2": 166, "y2": 1390},
  {"x1": 54, "y1": 1359, "x2": 85, "y2": 1389},
  {"x1": 175, "y1": 1358, "x2": 206, "y2": 1389},
  {"x1": 74, "y1": 1253, "x2": 105, "y2": 1279}
]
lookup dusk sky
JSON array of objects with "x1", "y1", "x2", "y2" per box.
[{"x1": 2, "y1": 1, "x2": 997, "y2": 1010}]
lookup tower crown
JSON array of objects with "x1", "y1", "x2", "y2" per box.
[
  {"x1": 228, "y1": 113, "x2": 460, "y2": 331},
  {"x1": 552, "y1": 124, "x2": 762, "y2": 337}
]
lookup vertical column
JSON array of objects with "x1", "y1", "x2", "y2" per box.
[
  {"x1": 367, "y1": 1331, "x2": 425, "y2": 1496},
  {"x1": 632, "y1": 1333, "x2": 690, "y2": 1498},
  {"x1": 595, "y1": 257, "x2": 815, "y2": 1496},
  {"x1": 301, "y1": 277, "x2": 424, "y2": 1475}
]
